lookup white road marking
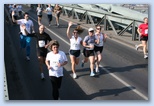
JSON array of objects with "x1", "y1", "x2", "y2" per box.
[{"x1": 29, "y1": 14, "x2": 148, "y2": 100}]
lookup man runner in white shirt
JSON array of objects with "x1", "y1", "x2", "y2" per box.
[{"x1": 12, "y1": 12, "x2": 35, "y2": 61}]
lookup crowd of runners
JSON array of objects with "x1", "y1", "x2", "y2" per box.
[{"x1": 6, "y1": 4, "x2": 148, "y2": 100}]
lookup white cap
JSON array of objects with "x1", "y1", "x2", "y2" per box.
[{"x1": 88, "y1": 28, "x2": 94, "y2": 32}]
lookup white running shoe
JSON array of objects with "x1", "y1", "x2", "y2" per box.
[
  {"x1": 73, "y1": 73, "x2": 77, "y2": 79},
  {"x1": 95, "y1": 67, "x2": 100, "y2": 73},
  {"x1": 41, "y1": 73, "x2": 45, "y2": 80},
  {"x1": 26, "y1": 56, "x2": 30, "y2": 61},
  {"x1": 90, "y1": 72, "x2": 95, "y2": 77},
  {"x1": 135, "y1": 45, "x2": 139, "y2": 51},
  {"x1": 144, "y1": 54, "x2": 148, "y2": 59}
]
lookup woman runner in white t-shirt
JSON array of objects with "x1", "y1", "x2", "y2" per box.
[
  {"x1": 45, "y1": 40, "x2": 68, "y2": 100},
  {"x1": 66, "y1": 21, "x2": 83, "y2": 79}
]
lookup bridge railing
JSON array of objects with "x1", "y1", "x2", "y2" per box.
[
  {"x1": 50, "y1": 4, "x2": 145, "y2": 41},
  {"x1": 32, "y1": 4, "x2": 147, "y2": 41}
]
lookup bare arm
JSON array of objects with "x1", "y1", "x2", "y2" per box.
[
  {"x1": 103, "y1": 33, "x2": 108, "y2": 42},
  {"x1": 21, "y1": 24, "x2": 29, "y2": 35},
  {"x1": 95, "y1": 34, "x2": 100, "y2": 44},
  {"x1": 45, "y1": 60, "x2": 51, "y2": 70},
  {"x1": 31, "y1": 26, "x2": 35, "y2": 33},
  {"x1": 82, "y1": 41, "x2": 91, "y2": 48},
  {"x1": 137, "y1": 27, "x2": 142, "y2": 36},
  {"x1": 11, "y1": 11, "x2": 17, "y2": 24},
  {"x1": 66, "y1": 21, "x2": 73, "y2": 39}
]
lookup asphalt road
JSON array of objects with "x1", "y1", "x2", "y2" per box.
[{"x1": 4, "y1": 5, "x2": 148, "y2": 100}]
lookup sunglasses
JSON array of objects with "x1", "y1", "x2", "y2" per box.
[
  {"x1": 96, "y1": 28, "x2": 101, "y2": 30},
  {"x1": 53, "y1": 46, "x2": 58, "y2": 49},
  {"x1": 73, "y1": 32, "x2": 78, "y2": 34}
]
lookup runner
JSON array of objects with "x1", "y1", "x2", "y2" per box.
[
  {"x1": 54, "y1": 4, "x2": 62, "y2": 27},
  {"x1": 94, "y1": 25, "x2": 107, "y2": 73},
  {"x1": 45, "y1": 40, "x2": 68, "y2": 100},
  {"x1": 135, "y1": 17, "x2": 148, "y2": 59},
  {"x1": 81, "y1": 28, "x2": 98, "y2": 77},
  {"x1": 66, "y1": 21, "x2": 83, "y2": 79},
  {"x1": 17, "y1": 4, "x2": 22, "y2": 18},
  {"x1": 36, "y1": 4, "x2": 43, "y2": 26},
  {"x1": 45, "y1": 4, "x2": 53, "y2": 26},
  {"x1": 11, "y1": 4, "x2": 18, "y2": 23},
  {"x1": 12, "y1": 12, "x2": 35, "y2": 61},
  {"x1": 28, "y1": 25, "x2": 52, "y2": 79}
]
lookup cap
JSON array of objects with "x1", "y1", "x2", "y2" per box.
[{"x1": 88, "y1": 28, "x2": 94, "y2": 32}]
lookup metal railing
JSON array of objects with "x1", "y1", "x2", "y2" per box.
[
  {"x1": 57, "y1": 4, "x2": 145, "y2": 41},
  {"x1": 29, "y1": 4, "x2": 146, "y2": 41}
]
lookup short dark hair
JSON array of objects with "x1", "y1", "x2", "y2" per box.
[{"x1": 24, "y1": 12, "x2": 29, "y2": 16}]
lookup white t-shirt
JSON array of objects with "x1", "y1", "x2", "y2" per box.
[
  {"x1": 46, "y1": 7, "x2": 52, "y2": 15},
  {"x1": 37, "y1": 7, "x2": 42, "y2": 15},
  {"x1": 95, "y1": 33, "x2": 104, "y2": 47},
  {"x1": 70, "y1": 36, "x2": 82, "y2": 50},
  {"x1": 46, "y1": 51, "x2": 68, "y2": 77},
  {"x1": 17, "y1": 19, "x2": 34, "y2": 35}
]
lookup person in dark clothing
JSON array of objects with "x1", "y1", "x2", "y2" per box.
[{"x1": 28, "y1": 25, "x2": 52, "y2": 79}]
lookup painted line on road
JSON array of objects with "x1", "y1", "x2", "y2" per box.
[
  {"x1": 29, "y1": 15, "x2": 148, "y2": 100},
  {"x1": 99, "y1": 65, "x2": 148, "y2": 100}
]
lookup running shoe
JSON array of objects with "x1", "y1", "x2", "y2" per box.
[
  {"x1": 41, "y1": 73, "x2": 45, "y2": 80},
  {"x1": 95, "y1": 67, "x2": 100, "y2": 73},
  {"x1": 144, "y1": 54, "x2": 148, "y2": 59},
  {"x1": 135, "y1": 45, "x2": 139, "y2": 51},
  {"x1": 73, "y1": 73, "x2": 77, "y2": 79},
  {"x1": 90, "y1": 72, "x2": 95, "y2": 77},
  {"x1": 26, "y1": 56, "x2": 30, "y2": 61}
]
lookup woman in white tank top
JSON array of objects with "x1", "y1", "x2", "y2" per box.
[{"x1": 94, "y1": 25, "x2": 107, "y2": 73}]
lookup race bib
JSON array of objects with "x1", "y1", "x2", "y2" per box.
[
  {"x1": 145, "y1": 29, "x2": 148, "y2": 34},
  {"x1": 38, "y1": 40, "x2": 45, "y2": 47},
  {"x1": 52, "y1": 60, "x2": 59, "y2": 71},
  {"x1": 89, "y1": 43, "x2": 94, "y2": 50}
]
